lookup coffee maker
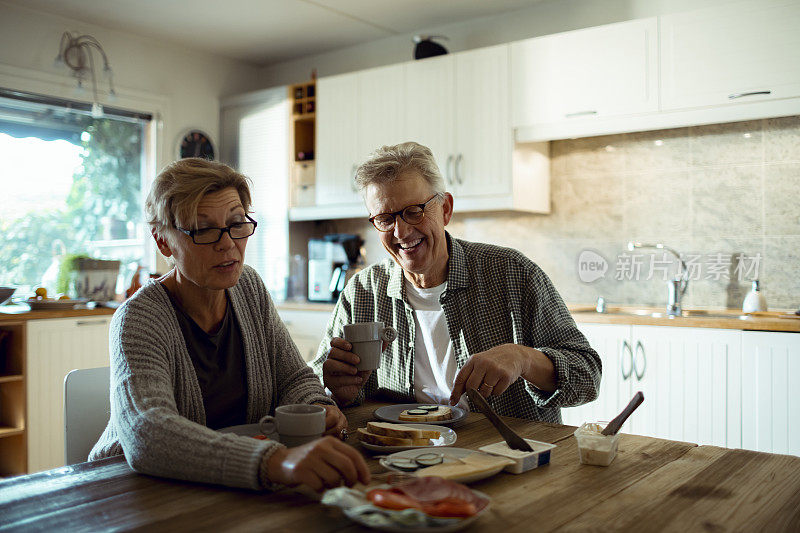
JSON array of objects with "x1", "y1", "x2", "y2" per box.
[{"x1": 307, "y1": 234, "x2": 365, "y2": 302}]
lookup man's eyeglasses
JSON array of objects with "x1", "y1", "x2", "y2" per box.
[
  {"x1": 176, "y1": 214, "x2": 258, "y2": 244},
  {"x1": 368, "y1": 194, "x2": 441, "y2": 232}
]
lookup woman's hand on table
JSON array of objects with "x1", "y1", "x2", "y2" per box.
[
  {"x1": 316, "y1": 403, "x2": 348, "y2": 438},
  {"x1": 322, "y1": 337, "x2": 372, "y2": 406},
  {"x1": 265, "y1": 436, "x2": 370, "y2": 492}
]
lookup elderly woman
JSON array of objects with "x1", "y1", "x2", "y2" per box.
[
  {"x1": 90, "y1": 157, "x2": 369, "y2": 492},
  {"x1": 313, "y1": 142, "x2": 600, "y2": 422}
]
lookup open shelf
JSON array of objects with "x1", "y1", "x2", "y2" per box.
[
  {"x1": 0, "y1": 374, "x2": 23, "y2": 384},
  {"x1": 0, "y1": 426, "x2": 24, "y2": 438}
]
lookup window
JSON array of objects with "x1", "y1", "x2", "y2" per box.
[
  {"x1": 221, "y1": 88, "x2": 290, "y2": 300},
  {"x1": 0, "y1": 89, "x2": 153, "y2": 298}
]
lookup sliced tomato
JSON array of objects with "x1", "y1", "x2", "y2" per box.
[
  {"x1": 252, "y1": 435, "x2": 269, "y2": 440},
  {"x1": 366, "y1": 489, "x2": 422, "y2": 511},
  {"x1": 422, "y1": 498, "x2": 478, "y2": 518}
]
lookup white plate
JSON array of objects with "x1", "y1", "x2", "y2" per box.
[
  {"x1": 25, "y1": 298, "x2": 88, "y2": 310},
  {"x1": 374, "y1": 404, "x2": 467, "y2": 426},
  {"x1": 342, "y1": 484, "x2": 490, "y2": 533},
  {"x1": 360, "y1": 424, "x2": 456, "y2": 453},
  {"x1": 379, "y1": 448, "x2": 506, "y2": 484}
]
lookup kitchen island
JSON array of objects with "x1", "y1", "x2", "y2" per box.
[{"x1": 1, "y1": 401, "x2": 798, "y2": 531}]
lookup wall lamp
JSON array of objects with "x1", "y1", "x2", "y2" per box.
[{"x1": 54, "y1": 32, "x2": 116, "y2": 118}]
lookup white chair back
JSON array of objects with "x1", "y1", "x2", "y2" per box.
[{"x1": 64, "y1": 366, "x2": 110, "y2": 465}]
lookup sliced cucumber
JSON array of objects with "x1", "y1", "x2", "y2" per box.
[
  {"x1": 406, "y1": 409, "x2": 428, "y2": 416},
  {"x1": 414, "y1": 452, "x2": 444, "y2": 467},
  {"x1": 417, "y1": 405, "x2": 440, "y2": 412},
  {"x1": 387, "y1": 457, "x2": 419, "y2": 471}
]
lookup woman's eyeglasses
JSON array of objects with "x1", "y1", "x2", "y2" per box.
[
  {"x1": 368, "y1": 194, "x2": 441, "y2": 232},
  {"x1": 176, "y1": 214, "x2": 257, "y2": 244}
]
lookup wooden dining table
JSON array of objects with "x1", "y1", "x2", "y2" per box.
[{"x1": 2, "y1": 401, "x2": 799, "y2": 532}]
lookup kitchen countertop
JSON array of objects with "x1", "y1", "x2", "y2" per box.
[
  {"x1": 3, "y1": 301, "x2": 797, "y2": 332},
  {"x1": 569, "y1": 304, "x2": 800, "y2": 332},
  {"x1": 0, "y1": 304, "x2": 115, "y2": 323}
]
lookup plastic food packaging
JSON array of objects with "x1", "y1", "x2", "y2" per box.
[
  {"x1": 574, "y1": 422, "x2": 620, "y2": 466},
  {"x1": 478, "y1": 439, "x2": 556, "y2": 474}
]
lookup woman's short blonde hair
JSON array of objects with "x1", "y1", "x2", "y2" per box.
[
  {"x1": 145, "y1": 157, "x2": 252, "y2": 237},
  {"x1": 355, "y1": 142, "x2": 446, "y2": 195}
]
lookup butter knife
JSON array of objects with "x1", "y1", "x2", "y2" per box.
[{"x1": 467, "y1": 388, "x2": 533, "y2": 452}]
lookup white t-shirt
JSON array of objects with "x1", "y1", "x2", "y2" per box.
[{"x1": 405, "y1": 279, "x2": 469, "y2": 410}]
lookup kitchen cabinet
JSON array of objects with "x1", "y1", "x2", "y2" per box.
[
  {"x1": 0, "y1": 321, "x2": 25, "y2": 477},
  {"x1": 306, "y1": 44, "x2": 548, "y2": 220},
  {"x1": 405, "y1": 45, "x2": 513, "y2": 203},
  {"x1": 315, "y1": 64, "x2": 407, "y2": 211},
  {"x1": 741, "y1": 330, "x2": 800, "y2": 456},
  {"x1": 277, "y1": 308, "x2": 332, "y2": 364},
  {"x1": 316, "y1": 72, "x2": 361, "y2": 207},
  {"x1": 357, "y1": 64, "x2": 406, "y2": 162},
  {"x1": 660, "y1": 0, "x2": 800, "y2": 111},
  {"x1": 567, "y1": 323, "x2": 742, "y2": 449},
  {"x1": 26, "y1": 317, "x2": 111, "y2": 473},
  {"x1": 512, "y1": 17, "x2": 658, "y2": 139}
]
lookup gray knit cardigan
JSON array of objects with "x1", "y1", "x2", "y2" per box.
[{"x1": 89, "y1": 265, "x2": 333, "y2": 489}]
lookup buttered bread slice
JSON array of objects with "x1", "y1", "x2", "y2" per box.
[
  {"x1": 398, "y1": 405, "x2": 452, "y2": 422},
  {"x1": 366, "y1": 421, "x2": 440, "y2": 440}
]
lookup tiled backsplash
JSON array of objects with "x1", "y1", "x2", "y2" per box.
[{"x1": 334, "y1": 116, "x2": 800, "y2": 310}]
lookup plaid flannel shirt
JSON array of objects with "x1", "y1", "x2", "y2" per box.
[{"x1": 311, "y1": 233, "x2": 601, "y2": 422}]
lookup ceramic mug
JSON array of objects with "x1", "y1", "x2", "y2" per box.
[
  {"x1": 343, "y1": 321, "x2": 398, "y2": 371},
  {"x1": 259, "y1": 404, "x2": 326, "y2": 447}
]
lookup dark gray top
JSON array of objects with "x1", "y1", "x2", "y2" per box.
[{"x1": 164, "y1": 287, "x2": 248, "y2": 430}]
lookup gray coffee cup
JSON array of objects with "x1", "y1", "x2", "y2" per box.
[
  {"x1": 343, "y1": 321, "x2": 398, "y2": 371},
  {"x1": 259, "y1": 404, "x2": 326, "y2": 447}
]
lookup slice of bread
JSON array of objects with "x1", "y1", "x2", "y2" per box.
[
  {"x1": 398, "y1": 405, "x2": 452, "y2": 422},
  {"x1": 367, "y1": 421, "x2": 440, "y2": 440},
  {"x1": 357, "y1": 428, "x2": 431, "y2": 447}
]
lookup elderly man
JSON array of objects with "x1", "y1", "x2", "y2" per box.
[{"x1": 311, "y1": 142, "x2": 600, "y2": 422}]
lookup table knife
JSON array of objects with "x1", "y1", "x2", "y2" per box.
[{"x1": 467, "y1": 388, "x2": 533, "y2": 452}]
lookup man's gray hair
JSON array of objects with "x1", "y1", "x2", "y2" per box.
[{"x1": 355, "y1": 141, "x2": 446, "y2": 195}]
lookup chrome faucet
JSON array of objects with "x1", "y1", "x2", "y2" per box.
[{"x1": 627, "y1": 242, "x2": 689, "y2": 316}]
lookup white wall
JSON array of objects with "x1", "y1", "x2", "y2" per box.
[
  {"x1": 260, "y1": 0, "x2": 736, "y2": 85},
  {"x1": 0, "y1": 1, "x2": 264, "y2": 171}
]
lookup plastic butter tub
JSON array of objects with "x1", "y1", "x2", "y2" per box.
[
  {"x1": 478, "y1": 439, "x2": 556, "y2": 474},
  {"x1": 574, "y1": 422, "x2": 620, "y2": 466}
]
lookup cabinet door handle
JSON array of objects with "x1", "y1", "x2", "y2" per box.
[
  {"x1": 634, "y1": 340, "x2": 646, "y2": 381},
  {"x1": 445, "y1": 155, "x2": 454, "y2": 185},
  {"x1": 455, "y1": 154, "x2": 463, "y2": 185},
  {"x1": 565, "y1": 110, "x2": 598, "y2": 118},
  {"x1": 728, "y1": 90, "x2": 771, "y2": 100},
  {"x1": 76, "y1": 320, "x2": 107, "y2": 327},
  {"x1": 621, "y1": 340, "x2": 633, "y2": 380}
]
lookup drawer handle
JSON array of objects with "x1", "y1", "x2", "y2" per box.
[
  {"x1": 565, "y1": 110, "x2": 597, "y2": 118},
  {"x1": 728, "y1": 90, "x2": 771, "y2": 100},
  {"x1": 633, "y1": 340, "x2": 646, "y2": 381},
  {"x1": 455, "y1": 154, "x2": 463, "y2": 185},
  {"x1": 445, "y1": 154, "x2": 455, "y2": 185},
  {"x1": 76, "y1": 320, "x2": 107, "y2": 326},
  {"x1": 621, "y1": 340, "x2": 633, "y2": 380}
]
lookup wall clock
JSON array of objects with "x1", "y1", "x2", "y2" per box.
[{"x1": 178, "y1": 129, "x2": 215, "y2": 160}]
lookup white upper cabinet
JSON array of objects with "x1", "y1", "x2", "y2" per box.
[
  {"x1": 453, "y1": 45, "x2": 512, "y2": 199},
  {"x1": 404, "y1": 54, "x2": 455, "y2": 177},
  {"x1": 405, "y1": 46, "x2": 516, "y2": 203},
  {"x1": 660, "y1": 0, "x2": 800, "y2": 111},
  {"x1": 316, "y1": 72, "x2": 360, "y2": 206},
  {"x1": 512, "y1": 18, "x2": 658, "y2": 131},
  {"x1": 357, "y1": 64, "x2": 406, "y2": 162}
]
